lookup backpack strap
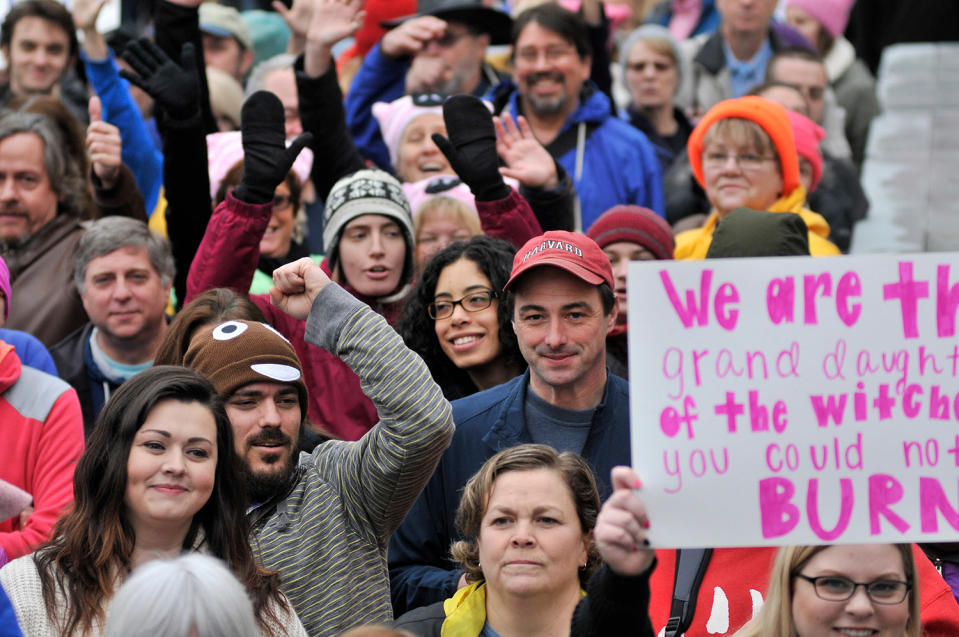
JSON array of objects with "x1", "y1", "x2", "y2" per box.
[{"x1": 664, "y1": 548, "x2": 713, "y2": 637}]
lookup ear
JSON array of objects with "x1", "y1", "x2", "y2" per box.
[
  {"x1": 605, "y1": 298, "x2": 619, "y2": 334},
  {"x1": 580, "y1": 54, "x2": 593, "y2": 83},
  {"x1": 1, "y1": 45, "x2": 9, "y2": 65},
  {"x1": 240, "y1": 49, "x2": 254, "y2": 77}
]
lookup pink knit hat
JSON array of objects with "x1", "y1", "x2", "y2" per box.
[
  {"x1": 787, "y1": 111, "x2": 825, "y2": 193},
  {"x1": 372, "y1": 95, "x2": 444, "y2": 170},
  {"x1": 206, "y1": 131, "x2": 313, "y2": 200},
  {"x1": 403, "y1": 175, "x2": 476, "y2": 218},
  {"x1": 785, "y1": 0, "x2": 855, "y2": 39}
]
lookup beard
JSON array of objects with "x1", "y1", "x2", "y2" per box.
[
  {"x1": 241, "y1": 428, "x2": 298, "y2": 503},
  {"x1": 523, "y1": 71, "x2": 570, "y2": 116}
]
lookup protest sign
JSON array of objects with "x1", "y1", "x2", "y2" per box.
[{"x1": 629, "y1": 253, "x2": 959, "y2": 548}]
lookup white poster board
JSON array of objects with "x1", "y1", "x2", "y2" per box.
[{"x1": 628, "y1": 253, "x2": 959, "y2": 548}]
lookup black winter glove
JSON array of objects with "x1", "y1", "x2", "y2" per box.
[
  {"x1": 120, "y1": 39, "x2": 200, "y2": 121},
  {"x1": 432, "y1": 95, "x2": 509, "y2": 202},
  {"x1": 233, "y1": 91, "x2": 314, "y2": 205}
]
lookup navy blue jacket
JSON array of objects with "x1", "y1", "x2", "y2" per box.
[
  {"x1": 388, "y1": 369, "x2": 631, "y2": 616},
  {"x1": 495, "y1": 81, "x2": 665, "y2": 231}
]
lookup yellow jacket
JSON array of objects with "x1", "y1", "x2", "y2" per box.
[{"x1": 674, "y1": 187, "x2": 841, "y2": 260}]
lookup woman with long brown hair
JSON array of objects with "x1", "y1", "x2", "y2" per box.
[{"x1": 0, "y1": 366, "x2": 305, "y2": 636}]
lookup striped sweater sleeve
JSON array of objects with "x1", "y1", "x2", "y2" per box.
[{"x1": 304, "y1": 284, "x2": 455, "y2": 540}]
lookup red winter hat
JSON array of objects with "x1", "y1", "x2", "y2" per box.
[
  {"x1": 787, "y1": 110, "x2": 825, "y2": 193},
  {"x1": 505, "y1": 231, "x2": 614, "y2": 291},
  {"x1": 688, "y1": 96, "x2": 800, "y2": 196},
  {"x1": 587, "y1": 205, "x2": 674, "y2": 260}
]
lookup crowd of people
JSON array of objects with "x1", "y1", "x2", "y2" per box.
[{"x1": 0, "y1": 0, "x2": 956, "y2": 635}]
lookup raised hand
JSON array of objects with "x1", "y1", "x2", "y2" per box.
[
  {"x1": 380, "y1": 15, "x2": 447, "y2": 58},
  {"x1": 273, "y1": 0, "x2": 314, "y2": 48},
  {"x1": 432, "y1": 95, "x2": 509, "y2": 202},
  {"x1": 87, "y1": 96, "x2": 123, "y2": 189},
  {"x1": 593, "y1": 466, "x2": 655, "y2": 577},
  {"x1": 119, "y1": 39, "x2": 200, "y2": 121},
  {"x1": 307, "y1": 0, "x2": 365, "y2": 49},
  {"x1": 304, "y1": 0, "x2": 366, "y2": 76},
  {"x1": 270, "y1": 257, "x2": 333, "y2": 321},
  {"x1": 233, "y1": 91, "x2": 314, "y2": 204},
  {"x1": 72, "y1": 0, "x2": 108, "y2": 32},
  {"x1": 495, "y1": 113, "x2": 560, "y2": 190}
]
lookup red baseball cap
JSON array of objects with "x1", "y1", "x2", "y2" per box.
[{"x1": 504, "y1": 231, "x2": 614, "y2": 291}]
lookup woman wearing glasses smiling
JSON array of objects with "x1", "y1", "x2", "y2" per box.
[
  {"x1": 399, "y1": 236, "x2": 525, "y2": 400},
  {"x1": 733, "y1": 544, "x2": 919, "y2": 637},
  {"x1": 674, "y1": 96, "x2": 840, "y2": 259}
]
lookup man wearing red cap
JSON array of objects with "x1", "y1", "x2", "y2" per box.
[{"x1": 388, "y1": 230, "x2": 631, "y2": 616}]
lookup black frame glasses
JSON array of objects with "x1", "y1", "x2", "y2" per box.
[
  {"x1": 428, "y1": 289, "x2": 498, "y2": 320},
  {"x1": 795, "y1": 574, "x2": 912, "y2": 605}
]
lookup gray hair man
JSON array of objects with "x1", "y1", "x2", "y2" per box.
[
  {"x1": 50, "y1": 217, "x2": 173, "y2": 435},
  {"x1": 0, "y1": 109, "x2": 147, "y2": 346}
]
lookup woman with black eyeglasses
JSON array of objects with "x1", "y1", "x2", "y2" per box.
[
  {"x1": 732, "y1": 544, "x2": 920, "y2": 637},
  {"x1": 398, "y1": 236, "x2": 525, "y2": 400}
]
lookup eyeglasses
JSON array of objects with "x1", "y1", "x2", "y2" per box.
[
  {"x1": 795, "y1": 574, "x2": 912, "y2": 605},
  {"x1": 515, "y1": 46, "x2": 577, "y2": 65},
  {"x1": 273, "y1": 194, "x2": 293, "y2": 210},
  {"x1": 428, "y1": 289, "x2": 497, "y2": 320},
  {"x1": 702, "y1": 151, "x2": 777, "y2": 172}
]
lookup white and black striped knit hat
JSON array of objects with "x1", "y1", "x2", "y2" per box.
[{"x1": 322, "y1": 169, "x2": 415, "y2": 284}]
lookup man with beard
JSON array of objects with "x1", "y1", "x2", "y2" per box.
[
  {"x1": 0, "y1": 107, "x2": 146, "y2": 347},
  {"x1": 183, "y1": 255, "x2": 454, "y2": 637},
  {"x1": 492, "y1": 3, "x2": 664, "y2": 231},
  {"x1": 388, "y1": 230, "x2": 631, "y2": 615},
  {"x1": 345, "y1": 0, "x2": 511, "y2": 171}
]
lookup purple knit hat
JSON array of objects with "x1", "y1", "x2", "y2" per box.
[{"x1": 0, "y1": 256, "x2": 11, "y2": 320}]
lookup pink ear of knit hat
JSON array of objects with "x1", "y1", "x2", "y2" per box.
[
  {"x1": 403, "y1": 175, "x2": 477, "y2": 218},
  {"x1": 785, "y1": 0, "x2": 855, "y2": 39},
  {"x1": 787, "y1": 110, "x2": 825, "y2": 193},
  {"x1": 206, "y1": 131, "x2": 314, "y2": 200}
]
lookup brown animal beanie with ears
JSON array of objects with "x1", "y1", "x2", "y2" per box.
[{"x1": 183, "y1": 320, "x2": 309, "y2": 416}]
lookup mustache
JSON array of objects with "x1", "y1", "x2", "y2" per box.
[
  {"x1": 247, "y1": 429, "x2": 291, "y2": 448},
  {"x1": 525, "y1": 71, "x2": 565, "y2": 85}
]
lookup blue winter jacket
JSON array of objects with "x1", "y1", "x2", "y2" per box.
[
  {"x1": 496, "y1": 81, "x2": 665, "y2": 231},
  {"x1": 82, "y1": 49, "x2": 164, "y2": 215},
  {"x1": 387, "y1": 369, "x2": 631, "y2": 617},
  {"x1": 645, "y1": 0, "x2": 720, "y2": 38}
]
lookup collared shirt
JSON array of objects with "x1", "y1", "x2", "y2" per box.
[{"x1": 723, "y1": 37, "x2": 773, "y2": 98}]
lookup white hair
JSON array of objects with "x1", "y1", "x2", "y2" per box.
[{"x1": 104, "y1": 554, "x2": 259, "y2": 637}]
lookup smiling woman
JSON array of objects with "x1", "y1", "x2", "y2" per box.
[
  {"x1": 674, "y1": 96, "x2": 841, "y2": 259},
  {"x1": 732, "y1": 544, "x2": 920, "y2": 637},
  {"x1": 0, "y1": 366, "x2": 307, "y2": 636},
  {"x1": 399, "y1": 236, "x2": 524, "y2": 400}
]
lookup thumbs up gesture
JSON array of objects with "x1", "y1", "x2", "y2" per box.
[{"x1": 87, "y1": 96, "x2": 123, "y2": 189}]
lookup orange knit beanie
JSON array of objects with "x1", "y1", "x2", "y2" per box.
[{"x1": 687, "y1": 96, "x2": 800, "y2": 195}]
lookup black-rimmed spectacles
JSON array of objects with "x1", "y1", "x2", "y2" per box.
[
  {"x1": 795, "y1": 574, "x2": 911, "y2": 605},
  {"x1": 428, "y1": 289, "x2": 497, "y2": 320}
]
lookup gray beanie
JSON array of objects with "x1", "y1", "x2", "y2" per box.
[
  {"x1": 323, "y1": 169, "x2": 415, "y2": 286},
  {"x1": 619, "y1": 24, "x2": 683, "y2": 94}
]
